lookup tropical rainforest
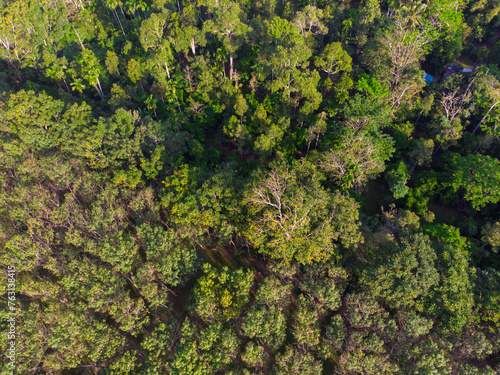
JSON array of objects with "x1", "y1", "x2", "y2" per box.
[{"x1": 1, "y1": 0, "x2": 500, "y2": 373}]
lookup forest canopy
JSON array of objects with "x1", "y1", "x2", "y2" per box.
[{"x1": 1, "y1": 0, "x2": 500, "y2": 373}]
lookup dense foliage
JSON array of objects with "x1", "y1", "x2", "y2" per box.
[{"x1": 1, "y1": 0, "x2": 500, "y2": 373}]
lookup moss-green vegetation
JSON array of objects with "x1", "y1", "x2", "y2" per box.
[{"x1": 1, "y1": 0, "x2": 500, "y2": 373}]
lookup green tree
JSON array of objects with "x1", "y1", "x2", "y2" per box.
[
  {"x1": 272, "y1": 345, "x2": 323, "y2": 375},
  {"x1": 41, "y1": 51, "x2": 70, "y2": 91},
  {"x1": 241, "y1": 304, "x2": 287, "y2": 350},
  {"x1": 203, "y1": 1, "x2": 251, "y2": 81},
  {"x1": 299, "y1": 263, "x2": 348, "y2": 311},
  {"x1": 318, "y1": 130, "x2": 394, "y2": 190},
  {"x1": 75, "y1": 49, "x2": 105, "y2": 98},
  {"x1": 191, "y1": 264, "x2": 254, "y2": 322},
  {"x1": 338, "y1": 293, "x2": 399, "y2": 374},
  {"x1": 292, "y1": 295, "x2": 321, "y2": 348},
  {"x1": 471, "y1": 68, "x2": 500, "y2": 136},
  {"x1": 362, "y1": 17, "x2": 432, "y2": 111},
  {"x1": 255, "y1": 16, "x2": 319, "y2": 114},
  {"x1": 314, "y1": 42, "x2": 352, "y2": 80},
  {"x1": 171, "y1": 320, "x2": 240, "y2": 375},
  {"x1": 474, "y1": 267, "x2": 500, "y2": 331},
  {"x1": 320, "y1": 314, "x2": 347, "y2": 357},
  {"x1": 244, "y1": 160, "x2": 362, "y2": 264},
  {"x1": 443, "y1": 153, "x2": 500, "y2": 210},
  {"x1": 161, "y1": 164, "x2": 240, "y2": 239},
  {"x1": 481, "y1": 222, "x2": 500, "y2": 252},
  {"x1": 360, "y1": 233, "x2": 440, "y2": 310},
  {"x1": 105, "y1": 50, "x2": 120, "y2": 76},
  {"x1": 136, "y1": 224, "x2": 198, "y2": 287},
  {"x1": 386, "y1": 161, "x2": 410, "y2": 199},
  {"x1": 292, "y1": 5, "x2": 328, "y2": 37},
  {"x1": 169, "y1": 5, "x2": 207, "y2": 57},
  {"x1": 5, "y1": 90, "x2": 95, "y2": 155},
  {"x1": 127, "y1": 58, "x2": 145, "y2": 89},
  {"x1": 254, "y1": 275, "x2": 292, "y2": 307},
  {"x1": 241, "y1": 341, "x2": 269, "y2": 370},
  {"x1": 140, "y1": 12, "x2": 176, "y2": 80},
  {"x1": 424, "y1": 224, "x2": 475, "y2": 333}
]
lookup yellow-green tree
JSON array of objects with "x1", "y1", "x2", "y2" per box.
[{"x1": 244, "y1": 160, "x2": 362, "y2": 264}]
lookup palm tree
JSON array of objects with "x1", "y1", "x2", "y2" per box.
[
  {"x1": 70, "y1": 78, "x2": 86, "y2": 94},
  {"x1": 105, "y1": 0, "x2": 125, "y2": 34},
  {"x1": 125, "y1": 0, "x2": 147, "y2": 19},
  {"x1": 80, "y1": 50, "x2": 104, "y2": 99}
]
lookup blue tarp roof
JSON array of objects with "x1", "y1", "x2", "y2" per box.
[{"x1": 424, "y1": 72, "x2": 434, "y2": 84}]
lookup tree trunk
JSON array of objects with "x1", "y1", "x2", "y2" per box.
[
  {"x1": 97, "y1": 78, "x2": 104, "y2": 98},
  {"x1": 229, "y1": 52, "x2": 234, "y2": 81},
  {"x1": 119, "y1": 4, "x2": 126, "y2": 19},
  {"x1": 115, "y1": 10, "x2": 126, "y2": 35},
  {"x1": 111, "y1": 10, "x2": 125, "y2": 35},
  {"x1": 73, "y1": 27, "x2": 85, "y2": 48},
  {"x1": 8, "y1": 60, "x2": 23, "y2": 83},
  {"x1": 94, "y1": 84, "x2": 103, "y2": 99},
  {"x1": 101, "y1": 0, "x2": 109, "y2": 15},
  {"x1": 164, "y1": 62, "x2": 170, "y2": 79},
  {"x1": 433, "y1": 143, "x2": 442, "y2": 156},
  {"x1": 63, "y1": 78, "x2": 70, "y2": 92},
  {"x1": 190, "y1": 38, "x2": 196, "y2": 55},
  {"x1": 472, "y1": 100, "x2": 499, "y2": 133},
  {"x1": 409, "y1": 160, "x2": 418, "y2": 175}
]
